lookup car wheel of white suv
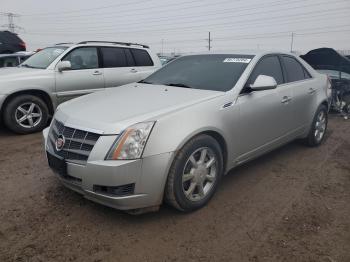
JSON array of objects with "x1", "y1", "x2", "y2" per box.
[
  {"x1": 3, "y1": 94, "x2": 49, "y2": 134},
  {"x1": 165, "y1": 134, "x2": 223, "y2": 212}
]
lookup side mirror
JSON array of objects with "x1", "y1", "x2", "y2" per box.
[
  {"x1": 57, "y1": 61, "x2": 72, "y2": 72},
  {"x1": 250, "y1": 75, "x2": 277, "y2": 91}
]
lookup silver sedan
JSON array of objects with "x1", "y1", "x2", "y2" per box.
[{"x1": 43, "y1": 51, "x2": 331, "y2": 214}]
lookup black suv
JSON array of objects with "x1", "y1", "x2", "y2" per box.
[{"x1": 0, "y1": 31, "x2": 26, "y2": 54}]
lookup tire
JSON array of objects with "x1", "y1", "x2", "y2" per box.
[
  {"x1": 343, "y1": 94, "x2": 350, "y2": 114},
  {"x1": 304, "y1": 104, "x2": 328, "y2": 147},
  {"x1": 165, "y1": 134, "x2": 224, "y2": 212},
  {"x1": 3, "y1": 94, "x2": 49, "y2": 134}
]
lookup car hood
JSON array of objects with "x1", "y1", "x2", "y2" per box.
[
  {"x1": 0, "y1": 67, "x2": 46, "y2": 79},
  {"x1": 55, "y1": 83, "x2": 224, "y2": 135}
]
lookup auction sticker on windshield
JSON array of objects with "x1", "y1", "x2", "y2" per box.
[{"x1": 223, "y1": 58, "x2": 251, "y2": 63}]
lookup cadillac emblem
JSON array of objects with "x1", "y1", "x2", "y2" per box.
[{"x1": 55, "y1": 134, "x2": 65, "y2": 152}]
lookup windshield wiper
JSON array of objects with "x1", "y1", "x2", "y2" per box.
[
  {"x1": 138, "y1": 80, "x2": 154, "y2": 84},
  {"x1": 164, "y1": 83, "x2": 193, "y2": 89},
  {"x1": 21, "y1": 64, "x2": 37, "y2": 69}
]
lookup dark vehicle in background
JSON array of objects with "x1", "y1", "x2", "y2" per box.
[
  {"x1": 301, "y1": 48, "x2": 350, "y2": 117},
  {"x1": 0, "y1": 52, "x2": 33, "y2": 68},
  {"x1": 158, "y1": 55, "x2": 180, "y2": 65},
  {"x1": 0, "y1": 31, "x2": 26, "y2": 54}
]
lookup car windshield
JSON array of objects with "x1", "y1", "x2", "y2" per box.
[
  {"x1": 141, "y1": 54, "x2": 254, "y2": 92},
  {"x1": 317, "y1": 69, "x2": 350, "y2": 80},
  {"x1": 21, "y1": 47, "x2": 67, "y2": 69}
]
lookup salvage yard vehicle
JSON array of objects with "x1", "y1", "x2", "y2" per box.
[
  {"x1": 0, "y1": 31, "x2": 26, "y2": 54},
  {"x1": 44, "y1": 51, "x2": 331, "y2": 214},
  {"x1": 301, "y1": 48, "x2": 350, "y2": 117},
  {"x1": 0, "y1": 51, "x2": 33, "y2": 68},
  {"x1": 0, "y1": 41, "x2": 161, "y2": 134}
]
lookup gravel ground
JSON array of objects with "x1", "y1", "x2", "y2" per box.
[{"x1": 0, "y1": 116, "x2": 349, "y2": 262}]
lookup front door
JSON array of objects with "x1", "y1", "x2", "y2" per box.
[
  {"x1": 235, "y1": 55, "x2": 293, "y2": 162},
  {"x1": 55, "y1": 47, "x2": 104, "y2": 103}
]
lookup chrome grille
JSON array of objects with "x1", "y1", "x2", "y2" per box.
[{"x1": 48, "y1": 119, "x2": 101, "y2": 164}]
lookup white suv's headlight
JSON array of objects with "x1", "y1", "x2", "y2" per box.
[{"x1": 106, "y1": 122, "x2": 155, "y2": 160}]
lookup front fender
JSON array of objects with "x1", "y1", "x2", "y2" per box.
[{"x1": 142, "y1": 96, "x2": 239, "y2": 171}]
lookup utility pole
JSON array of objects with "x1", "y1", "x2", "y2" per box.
[
  {"x1": 290, "y1": 32, "x2": 294, "y2": 53},
  {"x1": 1, "y1": 12, "x2": 22, "y2": 33},
  {"x1": 206, "y1": 32, "x2": 212, "y2": 51}
]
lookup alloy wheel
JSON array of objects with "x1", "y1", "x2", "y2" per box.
[
  {"x1": 182, "y1": 147, "x2": 218, "y2": 202},
  {"x1": 314, "y1": 110, "x2": 326, "y2": 142},
  {"x1": 15, "y1": 102, "x2": 43, "y2": 129}
]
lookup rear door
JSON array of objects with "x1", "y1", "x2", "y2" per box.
[
  {"x1": 280, "y1": 55, "x2": 316, "y2": 131},
  {"x1": 130, "y1": 48, "x2": 157, "y2": 80},
  {"x1": 100, "y1": 47, "x2": 141, "y2": 89},
  {"x1": 236, "y1": 55, "x2": 293, "y2": 160},
  {"x1": 55, "y1": 47, "x2": 104, "y2": 103}
]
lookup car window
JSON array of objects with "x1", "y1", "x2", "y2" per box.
[
  {"x1": 125, "y1": 49, "x2": 136, "y2": 66},
  {"x1": 317, "y1": 69, "x2": 350, "y2": 80},
  {"x1": 317, "y1": 70, "x2": 340, "y2": 79},
  {"x1": 101, "y1": 47, "x2": 128, "y2": 68},
  {"x1": 63, "y1": 47, "x2": 98, "y2": 70},
  {"x1": 21, "y1": 47, "x2": 67, "y2": 69},
  {"x1": 142, "y1": 54, "x2": 254, "y2": 92},
  {"x1": 19, "y1": 56, "x2": 29, "y2": 63},
  {"x1": 282, "y1": 56, "x2": 307, "y2": 82},
  {"x1": 130, "y1": 49, "x2": 154, "y2": 66},
  {"x1": 247, "y1": 56, "x2": 284, "y2": 85},
  {"x1": 340, "y1": 71, "x2": 350, "y2": 80},
  {"x1": 0, "y1": 57, "x2": 18, "y2": 67}
]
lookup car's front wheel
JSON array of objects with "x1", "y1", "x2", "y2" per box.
[
  {"x1": 165, "y1": 134, "x2": 224, "y2": 212},
  {"x1": 3, "y1": 94, "x2": 49, "y2": 134}
]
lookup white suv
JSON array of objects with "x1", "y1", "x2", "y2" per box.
[{"x1": 0, "y1": 41, "x2": 161, "y2": 134}]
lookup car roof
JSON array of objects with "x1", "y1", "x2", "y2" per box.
[
  {"x1": 181, "y1": 50, "x2": 296, "y2": 57},
  {"x1": 0, "y1": 54, "x2": 25, "y2": 58},
  {"x1": 53, "y1": 41, "x2": 149, "y2": 50}
]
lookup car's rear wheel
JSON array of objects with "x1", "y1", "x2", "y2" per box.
[
  {"x1": 165, "y1": 134, "x2": 223, "y2": 212},
  {"x1": 3, "y1": 95, "x2": 49, "y2": 134},
  {"x1": 304, "y1": 104, "x2": 328, "y2": 147}
]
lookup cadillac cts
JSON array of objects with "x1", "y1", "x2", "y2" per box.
[{"x1": 43, "y1": 51, "x2": 331, "y2": 214}]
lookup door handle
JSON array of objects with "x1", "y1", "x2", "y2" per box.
[
  {"x1": 130, "y1": 68, "x2": 138, "y2": 73},
  {"x1": 281, "y1": 96, "x2": 292, "y2": 104},
  {"x1": 308, "y1": 88, "x2": 316, "y2": 94},
  {"x1": 92, "y1": 70, "x2": 102, "y2": 75}
]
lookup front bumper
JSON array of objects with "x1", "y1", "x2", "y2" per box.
[{"x1": 43, "y1": 128, "x2": 174, "y2": 210}]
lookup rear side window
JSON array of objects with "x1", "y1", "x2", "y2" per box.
[
  {"x1": 282, "y1": 56, "x2": 308, "y2": 82},
  {"x1": 125, "y1": 49, "x2": 136, "y2": 66},
  {"x1": 101, "y1": 47, "x2": 127, "y2": 68},
  {"x1": 130, "y1": 49, "x2": 154, "y2": 66},
  {"x1": 248, "y1": 56, "x2": 284, "y2": 85}
]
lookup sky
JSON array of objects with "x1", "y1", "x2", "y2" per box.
[{"x1": 1, "y1": 0, "x2": 350, "y2": 55}]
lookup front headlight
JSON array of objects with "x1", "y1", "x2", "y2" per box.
[{"x1": 106, "y1": 122, "x2": 155, "y2": 160}]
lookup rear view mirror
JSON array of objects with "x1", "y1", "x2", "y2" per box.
[
  {"x1": 57, "y1": 61, "x2": 72, "y2": 72},
  {"x1": 250, "y1": 75, "x2": 277, "y2": 91}
]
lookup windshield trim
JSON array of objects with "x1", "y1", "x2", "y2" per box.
[
  {"x1": 21, "y1": 46, "x2": 68, "y2": 70},
  {"x1": 143, "y1": 54, "x2": 255, "y2": 92}
]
